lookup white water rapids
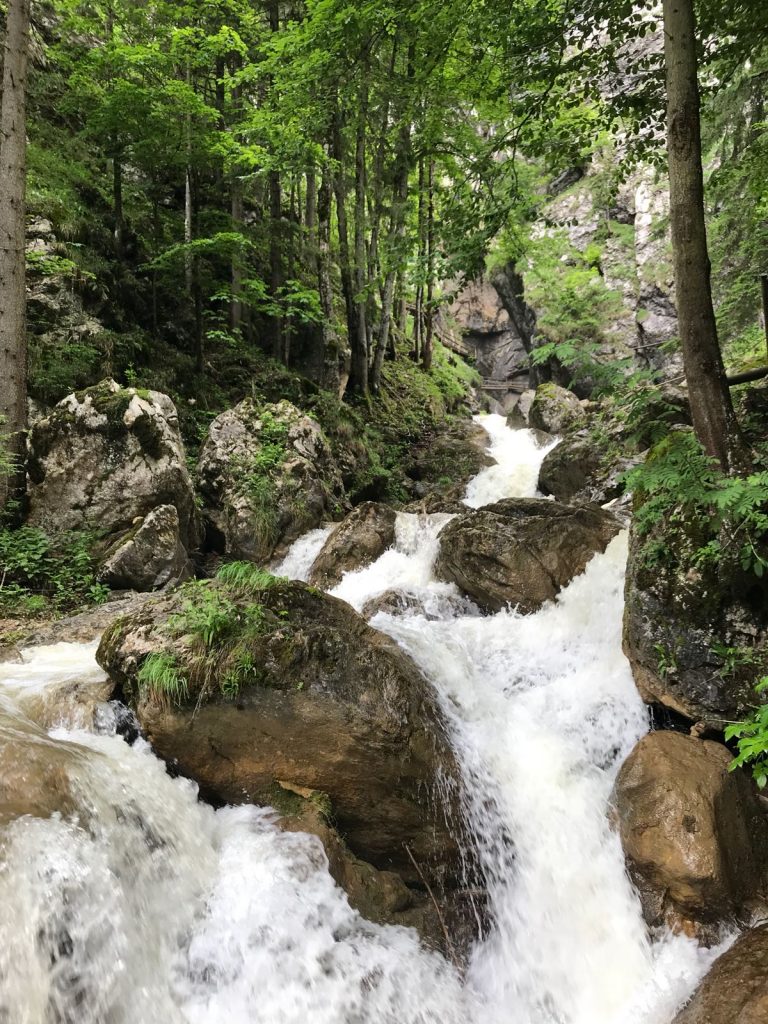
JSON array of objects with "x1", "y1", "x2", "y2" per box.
[{"x1": 0, "y1": 414, "x2": 719, "y2": 1023}]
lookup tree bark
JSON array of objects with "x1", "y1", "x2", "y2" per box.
[
  {"x1": 331, "y1": 106, "x2": 362, "y2": 393},
  {"x1": 663, "y1": 0, "x2": 743, "y2": 472},
  {"x1": 353, "y1": 82, "x2": 369, "y2": 389},
  {"x1": 0, "y1": 0, "x2": 31, "y2": 515},
  {"x1": 423, "y1": 159, "x2": 435, "y2": 372},
  {"x1": 317, "y1": 163, "x2": 341, "y2": 394}
]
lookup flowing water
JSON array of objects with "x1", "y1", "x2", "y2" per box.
[{"x1": 0, "y1": 414, "x2": 720, "y2": 1023}]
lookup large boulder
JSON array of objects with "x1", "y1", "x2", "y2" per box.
[
  {"x1": 26, "y1": 380, "x2": 201, "y2": 551},
  {"x1": 406, "y1": 420, "x2": 494, "y2": 502},
  {"x1": 528, "y1": 383, "x2": 586, "y2": 435},
  {"x1": 539, "y1": 431, "x2": 639, "y2": 505},
  {"x1": 308, "y1": 502, "x2": 397, "y2": 588},
  {"x1": 612, "y1": 732, "x2": 768, "y2": 940},
  {"x1": 623, "y1": 507, "x2": 768, "y2": 723},
  {"x1": 98, "y1": 505, "x2": 191, "y2": 592},
  {"x1": 671, "y1": 925, "x2": 768, "y2": 1024},
  {"x1": 435, "y1": 498, "x2": 621, "y2": 613},
  {"x1": 97, "y1": 573, "x2": 477, "y2": 901},
  {"x1": 196, "y1": 399, "x2": 343, "y2": 563}
]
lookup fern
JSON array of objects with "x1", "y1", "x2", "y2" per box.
[{"x1": 725, "y1": 677, "x2": 768, "y2": 788}]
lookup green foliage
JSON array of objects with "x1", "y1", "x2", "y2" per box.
[
  {"x1": 725, "y1": 677, "x2": 768, "y2": 788},
  {"x1": 625, "y1": 431, "x2": 768, "y2": 577},
  {"x1": 216, "y1": 561, "x2": 280, "y2": 594},
  {"x1": 0, "y1": 527, "x2": 109, "y2": 615},
  {"x1": 168, "y1": 583, "x2": 239, "y2": 649},
  {"x1": 137, "y1": 652, "x2": 189, "y2": 705}
]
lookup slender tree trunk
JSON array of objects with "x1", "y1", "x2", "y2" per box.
[
  {"x1": 331, "y1": 106, "x2": 362, "y2": 392},
  {"x1": 305, "y1": 167, "x2": 317, "y2": 252},
  {"x1": 663, "y1": 0, "x2": 743, "y2": 472},
  {"x1": 267, "y1": 0, "x2": 283, "y2": 360},
  {"x1": 371, "y1": 47, "x2": 414, "y2": 391},
  {"x1": 184, "y1": 65, "x2": 194, "y2": 297},
  {"x1": 0, "y1": 0, "x2": 31, "y2": 515},
  {"x1": 317, "y1": 164, "x2": 341, "y2": 394},
  {"x1": 353, "y1": 82, "x2": 369, "y2": 390},
  {"x1": 231, "y1": 176, "x2": 244, "y2": 332},
  {"x1": 423, "y1": 159, "x2": 435, "y2": 372}
]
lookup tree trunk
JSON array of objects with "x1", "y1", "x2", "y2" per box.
[
  {"x1": 317, "y1": 164, "x2": 341, "y2": 394},
  {"x1": 0, "y1": 0, "x2": 31, "y2": 515},
  {"x1": 663, "y1": 0, "x2": 743, "y2": 472},
  {"x1": 423, "y1": 159, "x2": 435, "y2": 372},
  {"x1": 371, "y1": 49, "x2": 414, "y2": 391},
  {"x1": 353, "y1": 83, "x2": 369, "y2": 390},
  {"x1": 231, "y1": 175, "x2": 244, "y2": 332},
  {"x1": 331, "y1": 106, "x2": 362, "y2": 393}
]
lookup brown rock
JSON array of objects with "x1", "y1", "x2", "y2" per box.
[
  {"x1": 97, "y1": 578, "x2": 475, "y2": 889},
  {"x1": 672, "y1": 925, "x2": 768, "y2": 1024},
  {"x1": 308, "y1": 502, "x2": 397, "y2": 588},
  {"x1": 612, "y1": 732, "x2": 768, "y2": 939},
  {"x1": 435, "y1": 498, "x2": 621, "y2": 613},
  {"x1": 0, "y1": 709, "x2": 88, "y2": 824}
]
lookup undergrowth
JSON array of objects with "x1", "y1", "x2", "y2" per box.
[
  {"x1": 0, "y1": 527, "x2": 109, "y2": 616},
  {"x1": 139, "y1": 562, "x2": 287, "y2": 705}
]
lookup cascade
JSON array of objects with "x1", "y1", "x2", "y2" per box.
[{"x1": 0, "y1": 415, "x2": 720, "y2": 1023}]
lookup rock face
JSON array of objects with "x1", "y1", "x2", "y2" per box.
[
  {"x1": 671, "y1": 925, "x2": 768, "y2": 1024},
  {"x1": 612, "y1": 732, "x2": 768, "y2": 939},
  {"x1": 27, "y1": 380, "x2": 201, "y2": 551},
  {"x1": 528, "y1": 383, "x2": 586, "y2": 435},
  {"x1": 447, "y1": 263, "x2": 534, "y2": 394},
  {"x1": 197, "y1": 399, "x2": 342, "y2": 563},
  {"x1": 435, "y1": 498, "x2": 621, "y2": 613},
  {"x1": 99, "y1": 505, "x2": 191, "y2": 592},
  {"x1": 623, "y1": 513, "x2": 768, "y2": 723},
  {"x1": 308, "y1": 502, "x2": 397, "y2": 588},
  {"x1": 97, "y1": 578, "x2": 475, "y2": 895}
]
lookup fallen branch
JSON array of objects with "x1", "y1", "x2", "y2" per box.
[{"x1": 403, "y1": 842, "x2": 460, "y2": 971}]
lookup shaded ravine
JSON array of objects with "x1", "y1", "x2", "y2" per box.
[{"x1": 0, "y1": 415, "x2": 720, "y2": 1023}]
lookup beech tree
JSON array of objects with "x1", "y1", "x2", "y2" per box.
[{"x1": 0, "y1": 0, "x2": 31, "y2": 514}]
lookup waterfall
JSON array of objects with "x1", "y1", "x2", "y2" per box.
[{"x1": 0, "y1": 414, "x2": 720, "y2": 1023}]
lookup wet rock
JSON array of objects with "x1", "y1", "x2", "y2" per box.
[
  {"x1": 14, "y1": 593, "x2": 155, "y2": 648},
  {"x1": 97, "y1": 577, "x2": 476, "y2": 895},
  {"x1": 99, "y1": 505, "x2": 192, "y2": 592},
  {"x1": 27, "y1": 380, "x2": 201, "y2": 551},
  {"x1": 506, "y1": 389, "x2": 536, "y2": 429},
  {"x1": 539, "y1": 433, "x2": 638, "y2": 505},
  {"x1": 671, "y1": 925, "x2": 768, "y2": 1023},
  {"x1": 308, "y1": 502, "x2": 397, "y2": 589},
  {"x1": 612, "y1": 732, "x2": 768, "y2": 940},
  {"x1": 623, "y1": 508, "x2": 768, "y2": 723},
  {"x1": 0, "y1": 710, "x2": 87, "y2": 824},
  {"x1": 539, "y1": 435, "x2": 603, "y2": 502},
  {"x1": 361, "y1": 588, "x2": 475, "y2": 622},
  {"x1": 435, "y1": 498, "x2": 621, "y2": 613},
  {"x1": 528, "y1": 384, "x2": 586, "y2": 435},
  {"x1": 196, "y1": 399, "x2": 343, "y2": 563},
  {"x1": 276, "y1": 792, "x2": 478, "y2": 956},
  {"x1": 406, "y1": 420, "x2": 494, "y2": 501}
]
